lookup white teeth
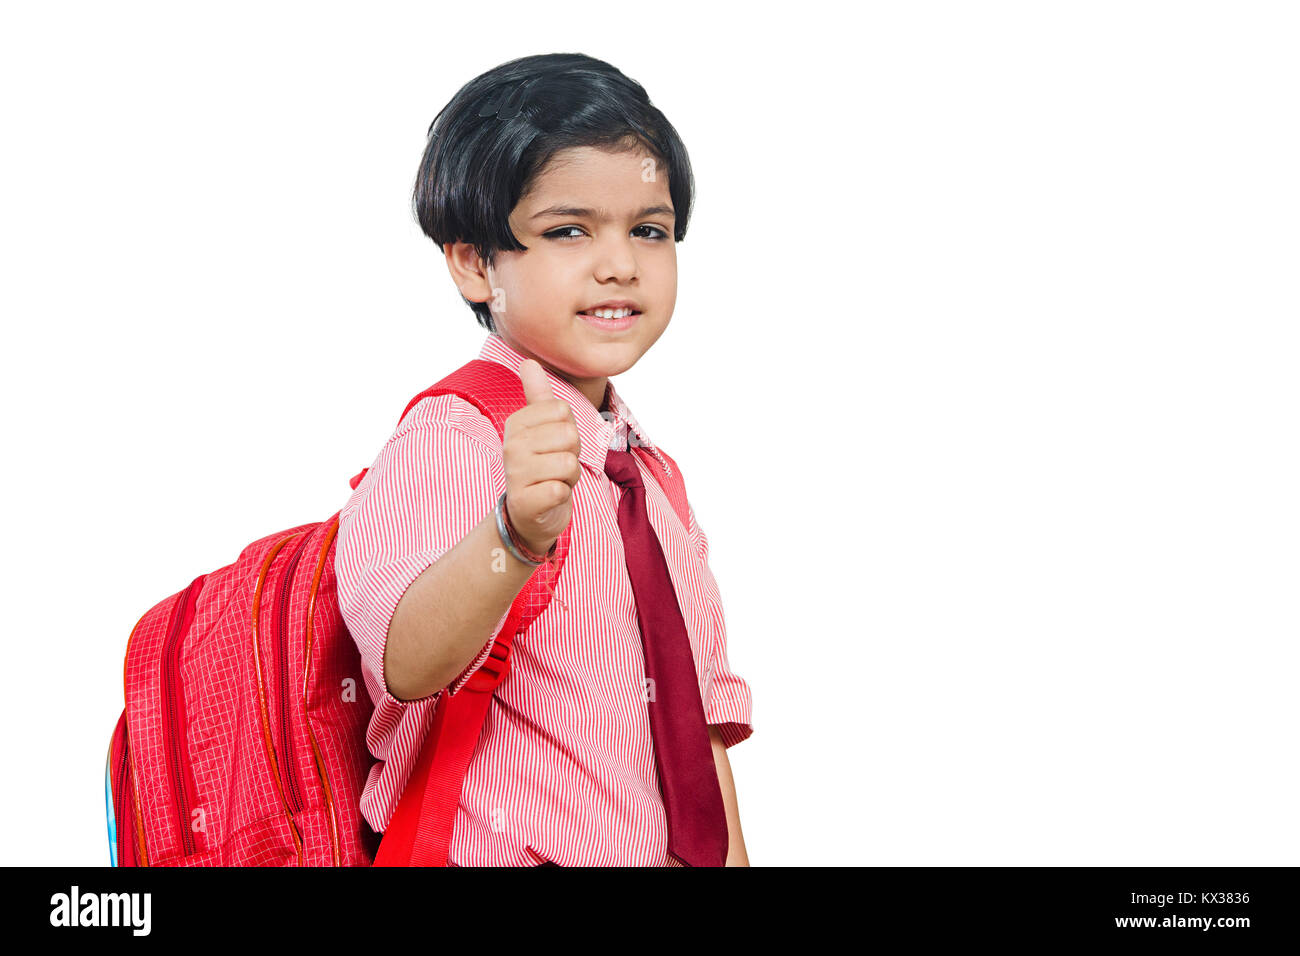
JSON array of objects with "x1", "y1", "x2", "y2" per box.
[{"x1": 585, "y1": 308, "x2": 634, "y2": 319}]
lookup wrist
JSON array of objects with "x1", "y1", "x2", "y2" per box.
[{"x1": 496, "y1": 492, "x2": 557, "y2": 566}]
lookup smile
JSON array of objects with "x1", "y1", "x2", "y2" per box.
[{"x1": 578, "y1": 310, "x2": 640, "y2": 331}]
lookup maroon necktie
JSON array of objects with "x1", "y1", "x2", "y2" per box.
[{"x1": 604, "y1": 447, "x2": 729, "y2": 867}]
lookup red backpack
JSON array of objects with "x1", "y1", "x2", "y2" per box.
[{"x1": 105, "y1": 358, "x2": 690, "y2": 866}]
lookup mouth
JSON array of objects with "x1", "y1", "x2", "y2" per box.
[{"x1": 577, "y1": 308, "x2": 641, "y2": 331}]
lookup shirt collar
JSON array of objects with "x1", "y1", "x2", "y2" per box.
[{"x1": 478, "y1": 333, "x2": 674, "y2": 478}]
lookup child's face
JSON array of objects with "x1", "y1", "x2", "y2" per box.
[{"x1": 451, "y1": 144, "x2": 677, "y2": 407}]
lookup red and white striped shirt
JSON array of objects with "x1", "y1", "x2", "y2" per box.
[{"x1": 336, "y1": 332, "x2": 753, "y2": 866}]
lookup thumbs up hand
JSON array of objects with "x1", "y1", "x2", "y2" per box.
[{"x1": 501, "y1": 358, "x2": 582, "y2": 558}]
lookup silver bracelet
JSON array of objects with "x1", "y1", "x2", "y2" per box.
[{"x1": 494, "y1": 492, "x2": 549, "y2": 566}]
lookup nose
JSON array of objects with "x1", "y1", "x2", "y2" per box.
[{"x1": 592, "y1": 234, "x2": 638, "y2": 283}]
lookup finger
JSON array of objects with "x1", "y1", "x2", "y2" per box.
[
  {"x1": 525, "y1": 450, "x2": 583, "y2": 488},
  {"x1": 520, "y1": 358, "x2": 555, "y2": 406},
  {"x1": 523, "y1": 420, "x2": 582, "y2": 455},
  {"x1": 511, "y1": 478, "x2": 574, "y2": 529}
]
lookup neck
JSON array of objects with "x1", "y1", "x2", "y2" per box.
[{"x1": 566, "y1": 374, "x2": 609, "y2": 411}]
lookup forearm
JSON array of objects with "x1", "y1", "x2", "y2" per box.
[
  {"x1": 709, "y1": 726, "x2": 749, "y2": 866},
  {"x1": 383, "y1": 506, "x2": 539, "y2": 701}
]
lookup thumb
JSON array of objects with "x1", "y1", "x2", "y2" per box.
[{"x1": 519, "y1": 358, "x2": 555, "y2": 406}]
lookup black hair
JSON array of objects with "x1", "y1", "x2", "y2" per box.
[{"x1": 412, "y1": 53, "x2": 694, "y2": 332}]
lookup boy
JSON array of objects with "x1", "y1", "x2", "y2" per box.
[{"x1": 336, "y1": 53, "x2": 753, "y2": 866}]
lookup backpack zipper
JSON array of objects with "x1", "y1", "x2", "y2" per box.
[
  {"x1": 161, "y1": 573, "x2": 207, "y2": 857},
  {"x1": 276, "y1": 532, "x2": 312, "y2": 816},
  {"x1": 303, "y1": 516, "x2": 343, "y2": 864},
  {"x1": 250, "y1": 533, "x2": 306, "y2": 864},
  {"x1": 121, "y1": 610, "x2": 151, "y2": 865}
]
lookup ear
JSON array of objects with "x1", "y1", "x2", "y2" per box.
[{"x1": 444, "y1": 241, "x2": 493, "y2": 306}]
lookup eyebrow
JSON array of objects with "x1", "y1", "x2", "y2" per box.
[{"x1": 529, "y1": 204, "x2": 676, "y2": 221}]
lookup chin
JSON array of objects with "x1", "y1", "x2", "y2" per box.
[{"x1": 568, "y1": 349, "x2": 646, "y2": 381}]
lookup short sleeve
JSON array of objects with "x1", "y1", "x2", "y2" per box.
[
  {"x1": 687, "y1": 503, "x2": 755, "y2": 749},
  {"x1": 335, "y1": 393, "x2": 513, "y2": 760}
]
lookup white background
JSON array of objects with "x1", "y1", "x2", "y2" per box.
[{"x1": 2, "y1": 1, "x2": 1296, "y2": 866}]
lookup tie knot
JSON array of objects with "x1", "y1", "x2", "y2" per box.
[{"x1": 603, "y1": 448, "x2": 643, "y2": 491}]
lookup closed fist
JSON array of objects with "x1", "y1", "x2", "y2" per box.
[{"x1": 501, "y1": 358, "x2": 582, "y2": 557}]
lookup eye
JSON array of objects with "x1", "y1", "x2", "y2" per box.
[
  {"x1": 633, "y1": 224, "x2": 670, "y2": 240},
  {"x1": 544, "y1": 226, "x2": 587, "y2": 240}
]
